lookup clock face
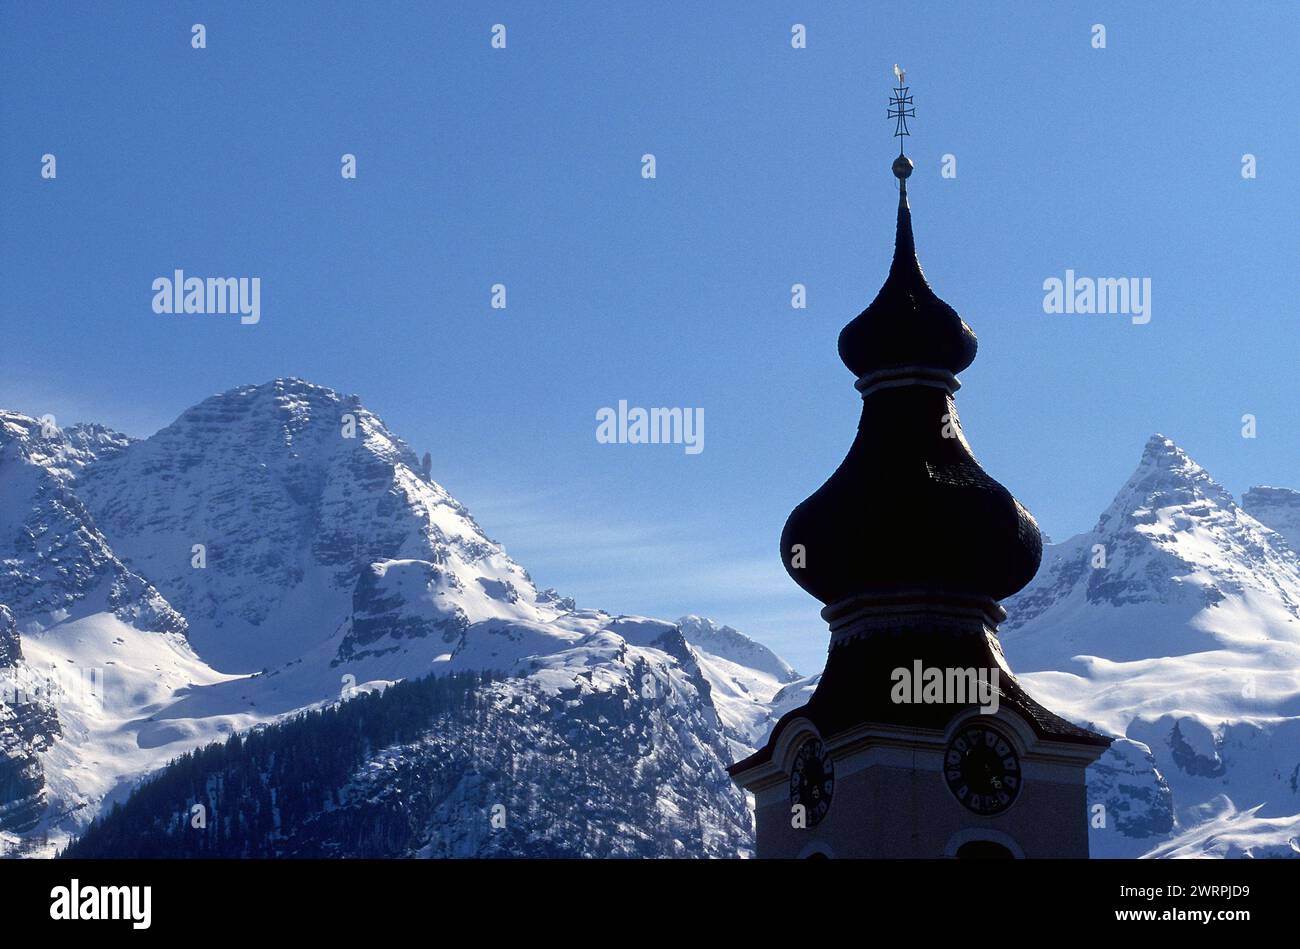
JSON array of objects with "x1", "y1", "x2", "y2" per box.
[
  {"x1": 790, "y1": 738, "x2": 834, "y2": 826},
  {"x1": 944, "y1": 723, "x2": 1021, "y2": 815}
]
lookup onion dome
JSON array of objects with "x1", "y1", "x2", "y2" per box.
[
  {"x1": 780, "y1": 174, "x2": 1041, "y2": 609},
  {"x1": 838, "y1": 181, "x2": 977, "y2": 378}
]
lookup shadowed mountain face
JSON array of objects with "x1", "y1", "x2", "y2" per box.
[
  {"x1": 66, "y1": 654, "x2": 755, "y2": 859},
  {"x1": 0, "y1": 604, "x2": 59, "y2": 837},
  {"x1": 0, "y1": 412, "x2": 185, "y2": 636},
  {"x1": 1002, "y1": 434, "x2": 1300, "y2": 858}
]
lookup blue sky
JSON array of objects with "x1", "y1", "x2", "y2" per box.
[{"x1": 3, "y1": 3, "x2": 1297, "y2": 673}]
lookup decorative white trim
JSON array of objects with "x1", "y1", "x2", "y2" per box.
[
  {"x1": 943, "y1": 828, "x2": 1024, "y2": 859},
  {"x1": 732, "y1": 694, "x2": 1109, "y2": 793},
  {"x1": 822, "y1": 717, "x2": 1101, "y2": 785},
  {"x1": 855, "y1": 365, "x2": 960, "y2": 398}
]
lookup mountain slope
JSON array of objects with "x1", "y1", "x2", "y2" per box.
[
  {"x1": 67, "y1": 635, "x2": 754, "y2": 858},
  {"x1": 0, "y1": 412, "x2": 234, "y2": 851},
  {"x1": 0, "y1": 412, "x2": 185, "y2": 636},
  {"x1": 11, "y1": 388, "x2": 1300, "y2": 860},
  {"x1": 2, "y1": 380, "x2": 789, "y2": 857},
  {"x1": 676, "y1": 615, "x2": 800, "y2": 750},
  {"x1": 1001, "y1": 434, "x2": 1300, "y2": 858}
]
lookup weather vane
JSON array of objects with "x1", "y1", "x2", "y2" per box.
[
  {"x1": 888, "y1": 65, "x2": 915, "y2": 149},
  {"x1": 888, "y1": 64, "x2": 915, "y2": 186}
]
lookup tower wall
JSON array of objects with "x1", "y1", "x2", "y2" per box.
[{"x1": 748, "y1": 731, "x2": 1095, "y2": 859}]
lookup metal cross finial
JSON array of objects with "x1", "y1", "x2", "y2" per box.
[{"x1": 888, "y1": 64, "x2": 915, "y2": 153}]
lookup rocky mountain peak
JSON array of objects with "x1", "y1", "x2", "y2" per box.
[
  {"x1": 75, "y1": 380, "x2": 555, "y2": 671},
  {"x1": 1096, "y1": 434, "x2": 1235, "y2": 533},
  {"x1": 1004, "y1": 435, "x2": 1300, "y2": 657}
]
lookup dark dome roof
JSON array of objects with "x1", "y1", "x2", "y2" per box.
[
  {"x1": 837, "y1": 189, "x2": 977, "y2": 378},
  {"x1": 780, "y1": 390, "x2": 1042, "y2": 604},
  {"x1": 782, "y1": 185, "x2": 1041, "y2": 606}
]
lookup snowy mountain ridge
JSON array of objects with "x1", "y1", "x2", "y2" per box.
[
  {"x1": 4, "y1": 380, "x2": 1298, "y2": 859},
  {"x1": 0, "y1": 380, "x2": 789, "y2": 856},
  {"x1": 674, "y1": 614, "x2": 800, "y2": 751},
  {"x1": 1002, "y1": 434, "x2": 1300, "y2": 858}
]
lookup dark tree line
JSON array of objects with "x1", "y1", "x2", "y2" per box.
[{"x1": 63, "y1": 670, "x2": 494, "y2": 858}]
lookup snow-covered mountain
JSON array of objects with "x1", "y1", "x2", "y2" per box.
[
  {"x1": 75, "y1": 380, "x2": 564, "y2": 672},
  {"x1": 0, "y1": 380, "x2": 790, "y2": 856},
  {"x1": 7, "y1": 381, "x2": 1298, "y2": 859},
  {"x1": 0, "y1": 412, "x2": 185, "y2": 636},
  {"x1": 1002, "y1": 434, "x2": 1300, "y2": 858}
]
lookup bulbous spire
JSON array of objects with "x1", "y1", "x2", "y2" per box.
[
  {"x1": 781, "y1": 174, "x2": 1041, "y2": 611},
  {"x1": 837, "y1": 188, "x2": 977, "y2": 379}
]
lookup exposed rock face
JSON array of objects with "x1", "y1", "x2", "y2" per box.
[
  {"x1": 1243, "y1": 485, "x2": 1300, "y2": 555},
  {"x1": 66, "y1": 656, "x2": 754, "y2": 859},
  {"x1": 0, "y1": 606, "x2": 20, "y2": 668},
  {"x1": 336, "y1": 560, "x2": 470, "y2": 664},
  {"x1": 0, "y1": 412, "x2": 186, "y2": 636},
  {"x1": 1085, "y1": 738, "x2": 1175, "y2": 839},
  {"x1": 0, "y1": 413, "x2": 185, "y2": 845},
  {"x1": 0, "y1": 606, "x2": 60, "y2": 835}
]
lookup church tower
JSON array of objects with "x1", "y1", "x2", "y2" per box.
[{"x1": 729, "y1": 72, "x2": 1110, "y2": 859}]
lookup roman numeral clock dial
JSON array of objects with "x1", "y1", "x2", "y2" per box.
[
  {"x1": 944, "y1": 724, "x2": 1021, "y2": 815},
  {"x1": 790, "y1": 738, "x2": 835, "y2": 825}
]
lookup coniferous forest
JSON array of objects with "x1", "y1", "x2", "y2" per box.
[
  {"x1": 63, "y1": 664, "x2": 752, "y2": 859},
  {"x1": 65, "y1": 672, "x2": 493, "y2": 858}
]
